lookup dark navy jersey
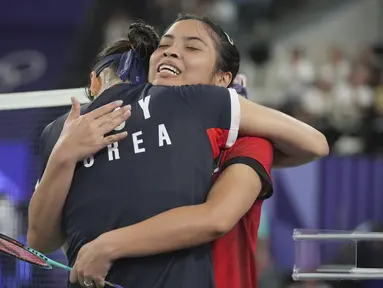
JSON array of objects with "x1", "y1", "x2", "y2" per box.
[{"x1": 38, "y1": 83, "x2": 240, "y2": 288}]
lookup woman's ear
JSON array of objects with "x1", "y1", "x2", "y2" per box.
[
  {"x1": 89, "y1": 71, "x2": 101, "y2": 97},
  {"x1": 214, "y1": 71, "x2": 232, "y2": 88}
]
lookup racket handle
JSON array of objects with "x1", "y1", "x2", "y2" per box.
[
  {"x1": 27, "y1": 248, "x2": 124, "y2": 287},
  {"x1": 105, "y1": 281, "x2": 124, "y2": 288}
]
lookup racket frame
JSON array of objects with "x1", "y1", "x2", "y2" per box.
[{"x1": 0, "y1": 233, "x2": 123, "y2": 287}]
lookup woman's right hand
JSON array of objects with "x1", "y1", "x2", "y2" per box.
[{"x1": 54, "y1": 97, "x2": 131, "y2": 163}]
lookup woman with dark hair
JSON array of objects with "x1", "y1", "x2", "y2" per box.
[
  {"x1": 28, "y1": 17, "x2": 328, "y2": 288},
  {"x1": 85, "y1": 20, "x2": 160, "y2": 100},
  {"x1": 85, "y1": 15, "x2": 326, "y2": 166}
]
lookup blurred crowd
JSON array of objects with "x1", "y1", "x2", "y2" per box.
[
  {"x1": 148, "y1": 0, "x2": 307, "y2": 31},
  {"x1": 271, "y1": 45, "x2": 383, "y2": 156}
]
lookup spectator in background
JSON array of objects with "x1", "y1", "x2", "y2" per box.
[
  {"x1": 330, "y1": 64, "x2": 372, "y2": 128},
  {"x1": 299, "y1": 79, "x2": 332, "y2": 128},
  {"x1": 357, "y1": 46, "x2": 382, "y2": 88},
  {"x1": 319, "y1": 46, "x2": 351, "y2": 86},
  {"x1": 328, "y1": 64, "x2": 372, "y2": 154},
  {"x1": 277, "y1": 47, "x2": 315, "y2": 109}
]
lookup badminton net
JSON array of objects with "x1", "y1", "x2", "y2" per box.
[{"x1": 0, "y1": 88, "x2": 89, "y2": 287}]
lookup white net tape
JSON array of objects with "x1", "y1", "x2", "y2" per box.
[{"x1": 0, "y1": 88, "x2": 90, "y2": 110}]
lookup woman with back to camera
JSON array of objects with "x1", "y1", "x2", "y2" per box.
[{"x1": 28, "y1": 18, "x2": 328, "y2": 288}]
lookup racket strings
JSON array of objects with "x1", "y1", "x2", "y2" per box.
[
  {"x1": 0, "y1": 238, "x2": 20, "y2": 257},
  {"x1": 0, "y1": 237, "x2": 48, "y2": 267},
  {"x1": 0, "y1": 234, "x2": 123, "y2": 287}
]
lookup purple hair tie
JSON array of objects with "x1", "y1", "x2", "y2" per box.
[
  {"x1": 231, "y1": 83, "x2": 248, "y2": 99},
  {"x1": 232, "y1": 74, "x2": 248, "y2": 98},
  {"x1": 116, "y1": 50, "x2": 147, "y2": 84},
  {"x1": 93, "y1": 51, "x2": 147, "y2": 84}
]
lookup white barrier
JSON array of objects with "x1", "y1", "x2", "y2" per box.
[{"x1": 293, "y1": 229, "x2": 383, "y2": 281}]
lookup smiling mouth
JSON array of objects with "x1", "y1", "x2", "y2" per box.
[{"x1": 157, "y1": 64, "x2": 181, "y2": 76}]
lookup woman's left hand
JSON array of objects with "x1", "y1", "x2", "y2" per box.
[{"x1": 69, "y1": 237, "x2": 113, "y2": 288}]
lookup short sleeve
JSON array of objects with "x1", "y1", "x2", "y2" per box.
[
  {"x1": 178, "y1": 85, "x2": 240, "y2": 148},
  {"x1": 220, "y1": 137, "x2": 273, "y2": 200}
]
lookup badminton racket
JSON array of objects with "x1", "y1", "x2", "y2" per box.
[{"x1": 0, "y1": 232, "x2": 123, "y2": 288}]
